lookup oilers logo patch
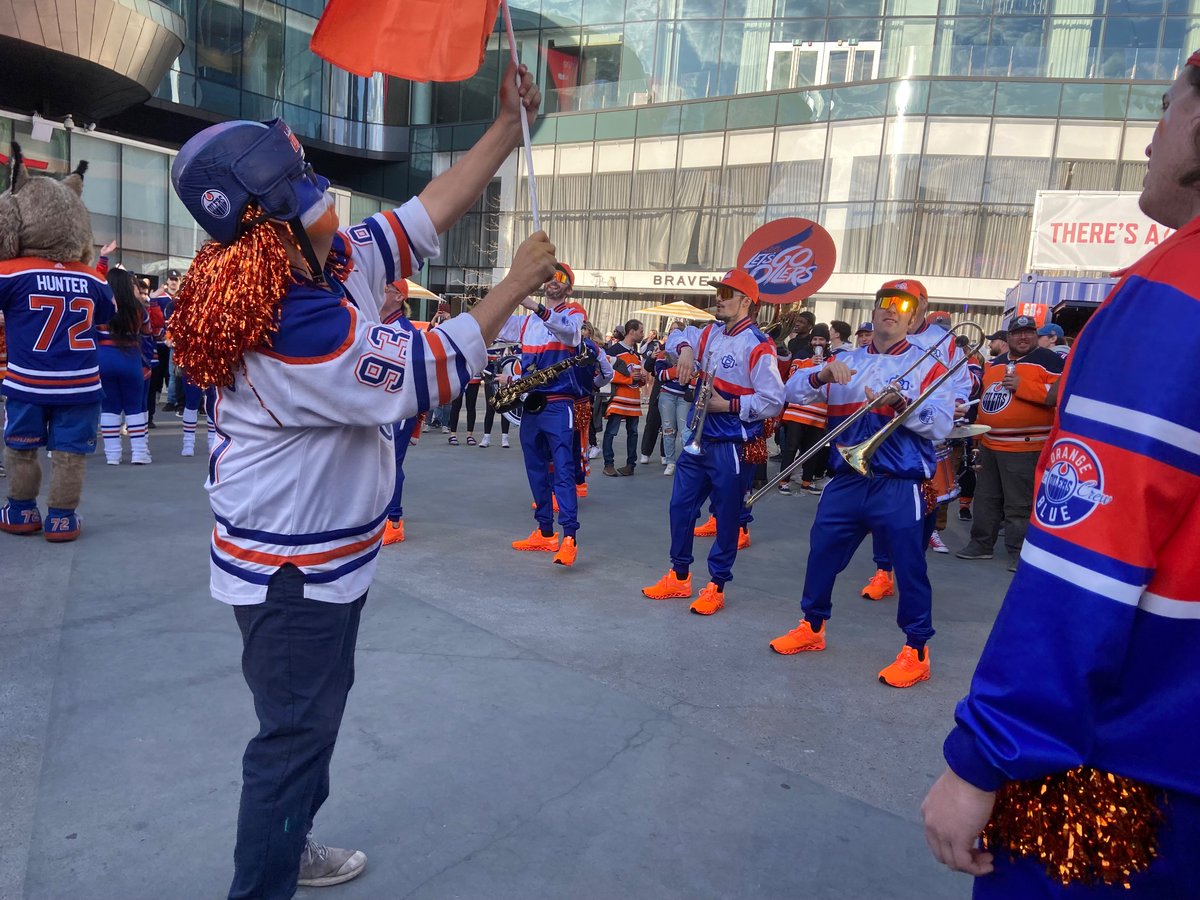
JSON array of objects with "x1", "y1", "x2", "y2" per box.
[
  {"x1": 1035, "y1": 439, "x2": 1112, "y2": 529},
  {"x1": 202, "y1": 189, "x2": 231, "y2": 219},
  {"x1": 981, "y1": 383, "x2": 1011, "y2": 415}
]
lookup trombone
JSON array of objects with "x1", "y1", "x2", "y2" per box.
[{"x1": 746, "y1": 322, "x2": 985, "y2": 507}]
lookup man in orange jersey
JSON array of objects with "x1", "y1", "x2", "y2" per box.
[
  {"x1": 956, "y1": 314, "x2": 1063, "y2": 571},
  {"x1": 602, "y1": 318, "x2": 645, "y2": 476}
]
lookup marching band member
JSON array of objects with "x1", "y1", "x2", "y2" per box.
[
  {"x1": 382, "y1": 280, "x2": 419, "y2": 545},
  {"x1": 169, "y1": 63, "x2": 551, "y2": 897},
  {"x1": 641, "y1": 269, "x2": 784, "y2": 616},
  {"x1": 859, "y1": 288, "x2": 975, "y2": 595},
  {"x1": 769, "y1": 286, "x2": 953, "y2": 687},
  {"x1": 572, "y1": 321, "x2": 613, "y2": 497},
  {"x1": 497, "y1": 262, "x2": 587, "y2": 567}
]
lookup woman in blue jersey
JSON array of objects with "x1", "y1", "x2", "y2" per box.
[{"x1": 97, "y1": 270, "x2": 152, "y2": 465}]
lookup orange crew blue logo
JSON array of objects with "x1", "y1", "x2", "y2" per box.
[{"x1": 1035, "y1": 439, "x2": 1112, "y2": 528}]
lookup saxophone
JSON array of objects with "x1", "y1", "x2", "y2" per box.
[{"x1": 491, "y1": 347, "x2": 596, "y2": 414}]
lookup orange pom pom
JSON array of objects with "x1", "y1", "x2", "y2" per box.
[
  {"x1": 168, "y1": 206, "x2": 290, "y2": 389},
  {"x1": 983, "y1": 767, "x2": 1165, "y2": 888}
]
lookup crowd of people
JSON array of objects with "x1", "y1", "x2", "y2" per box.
[{"x1": 2, "y1": 50, "x2": 1198, "y2": 900}]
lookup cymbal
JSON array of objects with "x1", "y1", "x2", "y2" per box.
[{"x1": 947, "y1": 423, "x2": 991, "y2": 440}]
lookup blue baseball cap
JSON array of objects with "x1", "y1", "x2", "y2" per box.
[
  {"x1": 856, "y1": 322, "x2": 873, "y2": 333},
  {"x1": 1037, "y1": 323, "x2": 1064, "y2": 340},
  {"x1": 171, "y1": 118, "x2": 330, "y2": 245}
]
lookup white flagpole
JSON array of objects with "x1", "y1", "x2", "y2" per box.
[{"x1": 500, "y1": 0, "x2": 541, "y2": 233}]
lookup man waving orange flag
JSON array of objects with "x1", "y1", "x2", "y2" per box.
[{"x1": 311, "y1": 0, "x2": 503, "y2": 81}]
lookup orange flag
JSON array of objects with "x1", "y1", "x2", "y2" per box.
[{"x1": 310, "y1": 0, "x2": 503, "y2": 82}]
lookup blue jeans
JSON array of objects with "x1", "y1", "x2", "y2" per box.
[
  {"x1": 228, "y1": 565, "x2": 365, "y2": 900},
  {"x1": 602, "y1": 414, "x2": 639, "y2": 468},
  {"x1": 658, "y1": 391, "x2": 689, "y2": 463}
]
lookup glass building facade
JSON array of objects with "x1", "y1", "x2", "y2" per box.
[
  {"x1": 4, "y1": 0, "x2": 1194, "y2": 327},
  {"x1": 414, "y1": 0, "x2": 1196, "y2": 327},
  {"x1": 151, "y1": 0, "x2": 412, "y2": 157}
]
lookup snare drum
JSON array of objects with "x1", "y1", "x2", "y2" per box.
[{"x1": 931, "y1": 441, "x2": 960, "y2": 503}]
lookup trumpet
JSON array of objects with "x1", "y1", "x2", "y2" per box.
[
  {"x1": 746, "y1": 322, "x2": 985, "y2": 507},
  {"x1": 682, "y1": 359, "x2": 716, "y2": 456},
  {"x1": 490, "y1": 346, "x2": 595, "y2": 414}
]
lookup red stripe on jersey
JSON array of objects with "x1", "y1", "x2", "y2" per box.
[
  {"x1": 712, "y1": 376, "x2": 753, "y2": 397},
  {"x1": 0, "y1": 259, "x2": 107, "y2": 277},
  {"x1": 1143, "y1": 499, "x2": 1200, "y2": 600},
  {"x1": 381, "y1": 211, "x2": 413, "y2": 279},
  {"x1": 920, "y1": 359, "x2": 948, "y2": 391},
  {"x1": 1032, "y1": 435, "x2": 1200, "y2": 571},
  {"x1": 522, "y1": 341, "x2": 575, "y2": 354},
  {"x1": 4, "y1": 370, "x2": 99, "y2": 387},
  {"x1": 749, "y1": 340, "x2": 776, "y2": 370},
  {"x1": 1121, "y1": 217, "x2": 1199, "y2": 300},
  {"x1": 424, "y1": 330, "x2": 452, "y2": 401},
  {"x1": 213, "y1": 525, "x2": 385, "y2": 567}
]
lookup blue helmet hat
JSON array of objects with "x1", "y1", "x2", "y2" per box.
[{"x1": 171, "y1": 118, "x2": 330, "y2": 246}]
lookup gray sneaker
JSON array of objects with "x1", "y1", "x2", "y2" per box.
[
  {"x1": 298, "y1": 834, "x2": 367, "y2": 888},
  {"x1": 956, "y1": 543, "x2": 994, "y2": 560}
]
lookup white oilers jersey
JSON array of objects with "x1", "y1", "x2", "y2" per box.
[
  {"x1": 666, "y1": 317, "x2": 784, "y2": 442},
  {"x1": 207, "y1": 198, "x2": 486, "y2": 605},
  {"x1": 787, "y1": 337, "x2": 954, "y2": 480},
  {"x1": 908, "y1": 322, "x2": 972, "y2": 405}
]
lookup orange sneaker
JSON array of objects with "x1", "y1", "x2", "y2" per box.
[
  {"x1": 693, "y1": 515, "x2": 717, "y2": 537},
  {"x1": 381, "y1": 519, "x2": 405, "y2": 545},
  {"x1": 553, "y1": 536, "x2": 577, "y2": 567},
  {"x1": 861, "y1": 568, "x2": 895, "y2": 601},
  {"x1": 641, "y1": 570, "x2": 693, "y2": 600},
  {"x1": 512, "y1": 529, "x2": 560, "y2": 552},
  {"x1": 737, "y1": 527, "x2": 750, "y2": 550},
  {"x1": 769, "y1": 620, "x2": 826, "y2": 654},
  {"x1": 530, "y1": 497, "x2": 561, "y2": 512},
  {"x1": 576, "y1": 483, "x2": 588, "y2": 497},
  {"x1": 878, "y1": 645, "x2": 931, "y2": 688},
  {"x1": 689, "y1": 582, "x2": 725, "y2": 615}
]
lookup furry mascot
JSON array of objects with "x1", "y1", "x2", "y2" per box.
[{"x1": 0, "y1": 144, "x2": 114, "y2": 541}]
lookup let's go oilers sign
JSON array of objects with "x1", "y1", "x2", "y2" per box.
[{"x1": 736, "y1": 218, "x2": 837, "y2": 305}]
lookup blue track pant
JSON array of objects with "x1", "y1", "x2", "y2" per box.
[
  {"x1": 522, "y1": 400, "x2": 579, "y2": 538},
  {"x1": 669, "y1": 441, "x2": 744, "y2": 587},
  {"x1": 801, "y1": 473, "x2": 935, "y2": 647},
  {"x1": 387, "y1": 417, "x2": 419, "y2": 521}
]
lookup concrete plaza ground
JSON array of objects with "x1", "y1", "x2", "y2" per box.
[{"x1": 1, "y1": 414, "x2": 1015, "y2": 899}]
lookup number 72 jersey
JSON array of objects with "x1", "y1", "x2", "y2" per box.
[{"x1": 0, "y1": 258, "x2": 115, "y2": 406}]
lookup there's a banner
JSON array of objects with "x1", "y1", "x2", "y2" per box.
[{"x1": 1028, "y1": 191, "x2": 1175, "y2": 272}]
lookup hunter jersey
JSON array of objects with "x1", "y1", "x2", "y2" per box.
[
  {"x1": 496, "y1": 301, "x2": 586, "y2": 400},
  {"x1": 666, "y1": 317, "x2": 784, "y2": 443},
  {"x1": 0, "y1": 259, "x2": 114, "y2": 405},
  {"x1": 207, "y1": 197, "x2": 486, "y2": 605},
  {"x1": 944, "y1": 212, "x2": 1200, "y2": 799},
  {"x1": 786, "y1": 338, "x2": 954, "y2": 481}
]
